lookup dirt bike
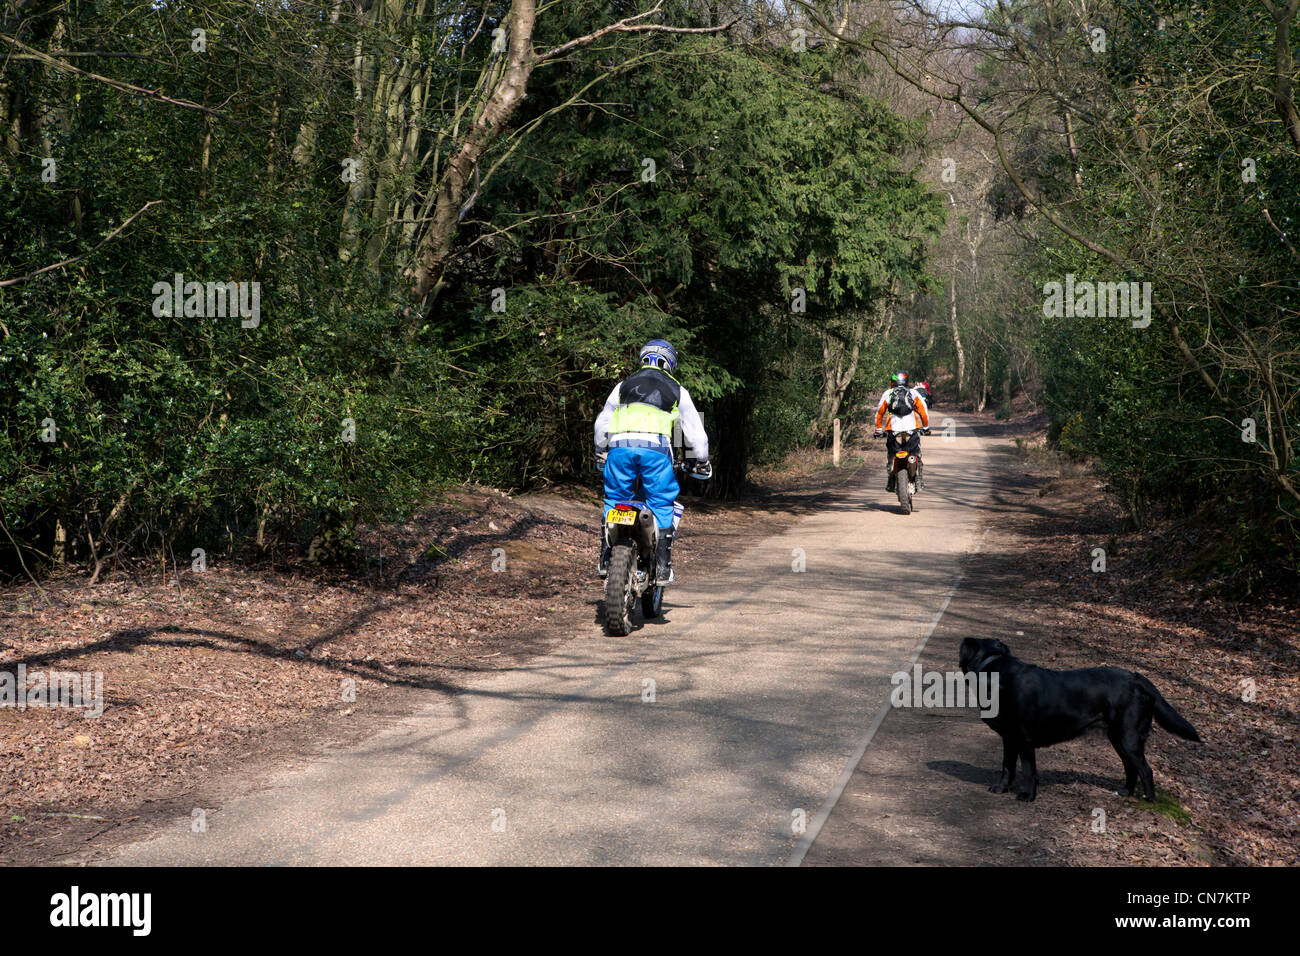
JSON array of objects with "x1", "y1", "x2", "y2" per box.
[
  {"x1": 602, "y1": 459, "x2": 711, "y2": 636},
  {"x1": 886, "y1": 428, "x2": 925, "y2": 515}
]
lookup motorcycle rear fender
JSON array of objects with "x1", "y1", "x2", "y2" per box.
[{"x1": 605, "y1": 504, "x2": 658, "y2": 553}]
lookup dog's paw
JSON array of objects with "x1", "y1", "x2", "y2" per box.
[
  {"x1": 1016, "y1": 791, "x2": 1036, "y2": 802},
  {"x1": 989, "y1": 784, "x2": 1009, "y2": 793}
]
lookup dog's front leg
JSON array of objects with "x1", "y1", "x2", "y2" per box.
[
  {"x1": 990, "y1": 736, "x2": 1016, "y2": 793},
  {"x1": 1016, "y1": 745, "x2": 1038, "y2": 802}
]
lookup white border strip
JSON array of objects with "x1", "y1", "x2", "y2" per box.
[{"x1": 785, "y1": 527, "x2": 990, "y2": 867}]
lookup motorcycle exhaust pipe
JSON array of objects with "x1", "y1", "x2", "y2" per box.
[{"x1": 636, "y1": 508, "x2": 656, "y2": 550}]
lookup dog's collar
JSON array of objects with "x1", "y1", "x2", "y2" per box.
[{"x1": 973, "y1": 652, "x2": 1005, "y2": 672}]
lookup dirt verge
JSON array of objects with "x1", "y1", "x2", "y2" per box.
[{"x1": 806, "y1": 413, "x2": 1298, "y2": 866}]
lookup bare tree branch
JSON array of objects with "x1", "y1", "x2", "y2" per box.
[
  {"x1": 0, "y1": 200, "x2": 163, "y2": 290},
  {"x1": 0, "y1": 33, "x2": 224, "y2": 117},
  {"x1": 535, "y1": 1, "x2": 737, "y2": 64},
  {"x1": 410, "y1": 0, "x2": 735, "y2": 308}
]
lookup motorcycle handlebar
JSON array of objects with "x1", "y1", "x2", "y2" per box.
[{"x1": 676, "y1": 458, "x2": 712, "y2": 480}]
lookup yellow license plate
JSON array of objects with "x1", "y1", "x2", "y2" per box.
[
  {"x1": 895, "y1": 451, "x2": 909, "y2": 458},
  {"x1": 607, "y1": 509, "x2": 637, "y2": 525}
]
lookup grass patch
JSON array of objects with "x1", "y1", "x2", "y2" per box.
[{"x1": 1129, "y1": 790, "x2": 1192, "y2": 825}]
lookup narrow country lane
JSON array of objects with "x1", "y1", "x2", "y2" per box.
[{"x1": 103, "y1": 418, "x2": 992, "y2": 865}]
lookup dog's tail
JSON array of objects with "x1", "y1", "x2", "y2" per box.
[{"x1": 1136, "y1": 674, "x2": 1201, "y2": 741}]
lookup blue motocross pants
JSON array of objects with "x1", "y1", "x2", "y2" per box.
[{"x1": 602, "y1": 446, "x2": 679, "y2": 531}]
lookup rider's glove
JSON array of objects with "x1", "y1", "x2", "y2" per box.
[
  {"x1": 873, "y1": 429, "x2": 884, "y2": 439},
  {"x1": 921, "y1": 427, "x2": 931, "y2": 436},
  {"x1": 691, "y1": 458, "x2": 713, "y2": 480},
  {"x1": 595, "y1": 450, "x2": 608, "y2": 468}
]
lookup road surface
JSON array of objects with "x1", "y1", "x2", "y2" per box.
[{"x1": 105, "y1": 416, "x2": 994, "y2": 865}]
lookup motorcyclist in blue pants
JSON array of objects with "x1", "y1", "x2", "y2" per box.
[{"x1": 594, "y1": 340, "x2": 711, "y2": 585}]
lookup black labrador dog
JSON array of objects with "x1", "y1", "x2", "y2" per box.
[{"x1": 959, "y1": 638, "x2": 1200, "y2": 802}]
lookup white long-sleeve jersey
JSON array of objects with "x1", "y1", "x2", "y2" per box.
[
  {"x1": 593, "y1": 380, "x2": 709, "y2": 460},
  {"x1": 874, "y1": 386, "x2": 930, "y2": 432}
]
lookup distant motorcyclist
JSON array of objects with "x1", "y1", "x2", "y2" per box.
[
  {"x1": 593, "y1": 340, "x2": 710, "y2": 585},
  {"x1": 873, "y1": 370, "x2": 930, "y2": 493}
]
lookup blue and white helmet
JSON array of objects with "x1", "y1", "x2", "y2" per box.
[{"x1": 639, "y1": 339, "x2": 678, "y2": 373}]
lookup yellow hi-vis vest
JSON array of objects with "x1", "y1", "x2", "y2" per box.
[
  {"x1": 610, "y1": 401, "x2": 678, "y2": 436},
  {"x1": 609, "y1": 367, "x2": 681, "y2": 437}
]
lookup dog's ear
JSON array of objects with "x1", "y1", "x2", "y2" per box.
[{"x1": 958, "y1": 638, "x2": 978, "y2": 668}]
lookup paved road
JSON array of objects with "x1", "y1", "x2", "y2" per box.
[{"x1": 105, "y1": 416, "x2": 994, "y2": 865}]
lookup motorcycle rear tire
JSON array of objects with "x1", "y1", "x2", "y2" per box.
[
  {"x1": 897, "y1": 472, "x2": 912, "y2": 515},
  {"x1": 604, "y1": 542, "x2": 637, "y2": 635}
]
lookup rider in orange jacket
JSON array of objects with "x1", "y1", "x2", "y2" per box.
[{"x1": 873, "y1": 371, "x2": 930, "y2": 492}]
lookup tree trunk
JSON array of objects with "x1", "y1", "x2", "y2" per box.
[
  {"x1": 1272, "y1": 0, "x2": 1300, "y2": 151},
  {"x1": 1002, "y1": 353, "x2": 1013, "y2": 409},
  {"x1": 339, "y1": 0, "x2": 381, "y2": 262},
  {"x1": 949, "y1": 270, "x2": 965, "y2": 398},
  {"x1": 292, "y1": 0, "x2": 345, "y2": 169},
  {"x1": 708, "y1": 388, "x2": 753, "y2": 499},
  {"x1": 410, "y1": 0, "x2": 539, "y2": 307},
  {"x1": 815, "y1": 314, "x2": 865, "y2": 442}
]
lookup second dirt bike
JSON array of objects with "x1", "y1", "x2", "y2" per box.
[{"x1": 887, "y1": 429, "x2": 923, "y2": 515}]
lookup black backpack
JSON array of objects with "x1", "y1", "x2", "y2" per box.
[{"x1": 887, "y1": 386, "x2": 914, "y2": 417}]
